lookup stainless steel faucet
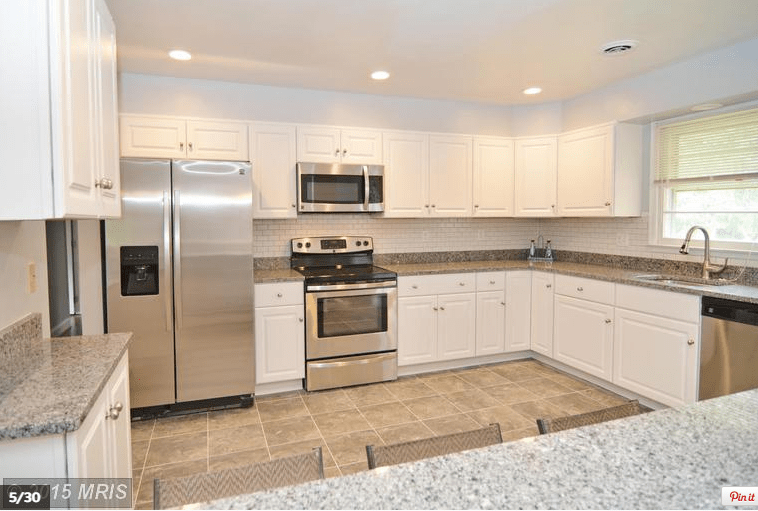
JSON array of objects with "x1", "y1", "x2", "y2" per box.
[{"x1": 679, "y1": 226, "x2": 728, "y2": 279}]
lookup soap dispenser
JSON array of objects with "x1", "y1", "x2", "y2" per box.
[
  {"x1": 529, "y1": 239, "x2": 536, "y2": 259},
  {"x1": 544, "y1": 240, "x2": 553, "y2": 260}
]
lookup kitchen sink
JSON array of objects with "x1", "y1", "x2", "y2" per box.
[{"x1": 631, "y1": 274, "x2": 732, "y2": 287}]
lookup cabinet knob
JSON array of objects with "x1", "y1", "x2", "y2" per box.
[
  {"x1": 605, "y1": 318, "x2": 612, "y2": 324},
  {"x1": 605, "y1": 201, "x2": 611, "y2": 206},
  {"x1": 188, "y1": 142, "x2": 193, "y2": 151},
  {"x1": 687, "y1": 338, "x2": 695, "y2": 345},
  {"x1": 439, "y1": 306, "x2": 445, "y2": 311},
  {"x1": 95, "y1": 178, "x2": 114, "y2": 190},
  {"x1": 292, "y1": 204, "x2": 297, "y2": 208},
  {"x1": 412, "y1": 285, "x2": 418, "y2": 289},
  {"x1": 299, "y1": 317, "x2": 304, "y2": 322},
  {"x1": 335, "y1": 148, "x2": 340, "y2": 156},
  {"x1": 342, "y1": 148, "x2": 347, "y2": 156},
  {"x1": 500, "y1": 301, "x2": 505, "y2": 306},
  {"x1": 546, "y1": 284, "x2": 552, "y2": 288},
  {"x1": 106, "y1": 402, "x2": 123, "y2": 420},
  {"x1": 459, "y1": 282, "x2": 465, "y2": 286},
  {"x1": 277, "y1": 293, "x2": 283, "y2": 297},
  {"x1": 431, "y1": 204, "x2": 436, "y2": 208},
  {"x1": 425, "y1": 205, "x2": 430, "y2": 208},
  {"x1": 179, "y1": 142, "x2": 184, "y2": 150},
  {"x1": 489, "y1": 280, "x2": 496, "y2": 285},
  {"x1": 475, "y1": 204, "x2": 479, "y2": 208},
  {"x1": 551, "y1": 204, "x2": 555, "y2": 209},
  {"x1": 432, "y1": 306, "x2": 438, "y2": 311},
  {"x1": 577, "y1": 287, "x2": 583, "y2": 291}
]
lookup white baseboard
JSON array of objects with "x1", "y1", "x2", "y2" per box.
[{"x1": 255, "y1": 379, "x2": 303, "y2": 396}]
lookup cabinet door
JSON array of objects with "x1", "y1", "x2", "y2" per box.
[
  {"x1": 514, "y1": 137, "x2": 557, "y2": 217},
  {"x1": 473, "y1": 137, "x2": 514, "y2": 217},
  {"x1": 296, "y1": 127, "x2": 341, "y2": 163},
  {"x1": 119, "y1": 116, "x2": 186, "y2": 158},
  {"x1": 557, "y1": 125, "x2": 612, "y2": 216},
  {"x1": 68, "y1": 382, "x2": 110, "y2": 477},
  {"x1": 553, "y1": 295, "x2": 614, "y2": 380},
  {"x1": 398, "y1": 296, "x2": 437, "y2": 366},
  {"x1": 506, "y1": 271, "x2": 531, "y2": 351},
  {"x1": 437, "y1": 293, "x2": 476, "y2": 360},
  {"x1": 106, "y1": 354, "x2": 131, "y2": 478},
  {"x1": 429, "y1": 135, "x2": 472, "y2": 217},
  {"x1": 476, "y1": 290, "x2": 506, "y2": 356},
  {"x1": 530, "y1": 272, "x2": 554, "y2": 356},
  {"x1": 383, "y1": 131, "x2": 429, "y2": 217},
  {"x1": 93, "y1": 0, "x2": 120, "y2": 217},
  {"x1": 250, "y1": 123, "x2": 297, "y2": 218},
  {"x1": 614, "y1": 308, "x2": 698, "y2": 407},
  {"x1": 341, "y1": 129, "x2": 382, "y2": 164},
  {"x1": 255, "y1": 305, "x2": 305, "y2": 384},
  {"x1": 187, "y1": 121, "x2": 248, "y2": 161}
]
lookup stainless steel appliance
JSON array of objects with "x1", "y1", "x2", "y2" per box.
[
  {"x1": 296, "y1": 162, "x2": 384, "y2": 213},
  {"x1": 105, "y1": 159, "x2": 254, "y2": 410},
  {"x1": 291, "y1": 236, "x2": 397, "y2": 391},
  {"x1": 699, "y1": 296, "x2": 758, "y2": 400}
]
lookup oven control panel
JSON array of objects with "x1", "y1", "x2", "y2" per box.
[{"x1": 292, "y1": 236, "x2": 373, "y2": 254}]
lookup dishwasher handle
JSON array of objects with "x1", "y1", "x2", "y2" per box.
[{"x1": 701, "y1": 296, "x2": 758, "y2": 326}]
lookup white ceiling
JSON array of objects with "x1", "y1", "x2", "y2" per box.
[{"x1": 105, "y1": 0, "x2": 758, "y2": 105}]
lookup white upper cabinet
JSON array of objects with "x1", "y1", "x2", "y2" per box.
[
  {"x1": 0, "y1": 0, "x2": 120, "y2": 220},
  {"x1": 557, "y1": 123, "x2": 643, "y2": 217},
  {"x1": 250, "y1": 123, "x2": 297, "y2": 219},
  {"x1": 473, "y1": 137, "x2": 515, "y2": 217},
  {"x1": 429, "y1": 135, "x2": 473, "y2": 217},
  {"x1": 296, "y1": 126, "x2": 382, "y2": 164},
  {"x1": 514, "y1": 136, "x2": 558, "y2": 217},
  {"x1": 383, "y1": 131, "x2": 430, "y2": 217},
  {"x1": 120, "y1": 116, "x2": 249, "y2": 161}
]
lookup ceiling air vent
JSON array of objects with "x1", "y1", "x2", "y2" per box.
[{"x1": 600, "y1": 40, "x2": 638, "y2": 55}]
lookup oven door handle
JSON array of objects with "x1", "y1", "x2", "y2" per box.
[
  {"x1": 306, "y1": 281, "x2": 396, "y2": 292},
  {"x1": 363, "y1": 165, "x2": 370, "y2": 210}
]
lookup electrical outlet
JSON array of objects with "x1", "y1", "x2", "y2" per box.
[{"x1": 27, "y1": 262, "x2": 37, "y2": 294}]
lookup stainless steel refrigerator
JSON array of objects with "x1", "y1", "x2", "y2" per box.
[{"x1": 105, "y1": 159, "x2": 254, "y2": 409}]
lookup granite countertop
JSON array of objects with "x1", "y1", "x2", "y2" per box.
[
  {"x1": 254, "y1": 269, "x2": 304, "y2": 284},
  {"x1": 189, "y1": 389, "x2": 758, "y2": 510},
  {"x1": 0, "y1": 331, "x2": 132, "y2": 441},
  {"x1": 384, "y1": 260, "x2": 758, "y2": 305}
]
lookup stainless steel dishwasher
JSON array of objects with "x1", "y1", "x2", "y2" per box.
[{"x1": 699, "y1": 296, "x2": 758, "y2": 400}]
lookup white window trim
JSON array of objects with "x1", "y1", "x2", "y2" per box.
[{"x1": 648, "y1": 101, "x2": 758, "y2": 256}]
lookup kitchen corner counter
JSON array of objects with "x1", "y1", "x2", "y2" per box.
[
  {"x1": 0, "y1": 332, "x2": 132, "y2": 441},
  {"x1": 190, "y1": 389, "x2": 758, "y2": 510},
  {"x1": 385, "y1": 260, "x2": 758, "y2": 304},
  {"x1": 254, "y1": 269, "x2": 305, "y2": 284}
]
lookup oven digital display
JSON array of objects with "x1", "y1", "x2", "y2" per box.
[{"x1": 321, "y1": 239, "x2": 347, "y2": 250}]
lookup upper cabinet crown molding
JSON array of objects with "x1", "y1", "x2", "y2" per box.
[
  {"x1": 0, "y1": 0, "x2": 120, "y2": 220},
  {"x1": 557, "y1": 122, "x2": 643, "y2": 217},
  {"x1": 296, "y1": 126, "x2": 382, "y2": 164}
]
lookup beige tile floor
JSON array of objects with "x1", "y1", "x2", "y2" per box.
[{"x1": 130, "y1": 358, "x2": 629, "y2": 509}]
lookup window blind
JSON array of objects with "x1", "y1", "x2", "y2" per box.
[{"x1": 655, "y1": 106, "x2": 758, "y2": 182}]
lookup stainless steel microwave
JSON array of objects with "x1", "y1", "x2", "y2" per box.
[{"x1": 297, "y1": 162, "x2": 384, "y2": 213}]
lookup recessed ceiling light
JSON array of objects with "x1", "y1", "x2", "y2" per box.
[
  {"x1": 371, "y1": 70, "x2": 390, "y2": 80},
  {"x1": 523, "y1": 87, "x2": 542, "y2": 95},
  {"x1": 691, "y1": 103, "x2": 723, "y2": 112},
  {"x1": 600, "y1": 39, "x2": 639, "y2": 56},
  {"x1": 169, "y1": 50, "x2": 192, "y2": 61}
]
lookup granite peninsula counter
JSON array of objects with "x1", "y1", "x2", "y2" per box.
[{"x1": 190, "y1": 389, "x2": 758, "y2": 510}]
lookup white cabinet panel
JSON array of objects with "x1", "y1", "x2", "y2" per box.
[
  {"x1": 186, "y1": 120, "x2": 248, "y2": 161},
  {"x1": 296, "y1": 127, "x2": 341, "y2": 163},
  {"x1": 477, "y1": 290, "x2": 506, "y2": 356},
  {"x1": 254, "y1": 282, "x2": 303, "y2": 308},
  {"x1": 506, "y1": 271, "x2": 531, "y2": 352},
  {"x1": 119, "y1": 116, "x2": 186, "y2": 158},
  {"x1": 514, "y1": 137, "x2": 557, "y2": 217},
  {"x1": 473, "y1": 137, "x2": 514, "y2": 217},
  {"x1": 255, "y1": 305, "x2": 305, "y2": 384},
  {"x1": 341, "y1": 129, "x2": 383, "y2": 164},
  {"x1": 429, "y1": 135, "x2": 472, "y2": 217},
  {"x1": 613, "y1": 308, "x2": 698, "y2": 407},
  {"x1": 437, "y1": 293, "x2": 476, "y2": 360},
  {"x1": 553, "y1": 294, "x2": 614, "y2": 380},
  {"x1": 530, "y1": 272, "x2": 555, "y2": 356},
  {"x1": 398, "y1": 296, "x2": 437, "y2": 366},
  {"x1": 476, "y1": 271, "x2": 506, "y2": 291},
  {"x1": 615, "y1": 284, "x2": 700, "y2": 323},
  {"x1": 555, "y1": 274, "x2": 615, "y2": 304},
  {"x1": 250, "y1": 123, "x2": 297, "y2": 219},
  {"x1": 383, "y1": 131, "x2": 429, "y2": 217}
]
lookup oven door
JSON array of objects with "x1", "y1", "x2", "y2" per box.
[
  {"x1": 305, "y1": 282, "x2": 397, "y2": 359},
  {"x1": 297, "y1": 163, "x2": 384, "y2": 213}
]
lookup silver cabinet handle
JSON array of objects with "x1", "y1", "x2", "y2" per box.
[
  {"x1": 95, "y1": 178, "x2": 113, "y2": 189},
  {"x1": 179, "y1": 142, "x2": 184, "y2": 150},
  {"x1": 335, "y1": 148, "x2": 340, "y2": 156},
  {"x1": 299, "y1": 317, "x2": 304, "y2": 322},
  {"x1": 277, "y1": 293, "x2": 283, "y2": 297},
  {"x1": 605, "y1": 201, "x2": 611, "y2": 206},
  {"x1": 687, "y1": 338, "x2": 695, "y2": 345},
  {"x1": 173, "y1": 190, "x2": 183, "y2": 332},
  {"x1": 439, "y1": 306, "x2": 445, "y2": 311},
  {"x1": 343, "y1": 148, "x2": 347, "y2": 156},
  {"x1": 489, "y1": 280, "x2": 496, "y2": 284},
  {"x1": 188, "y1": 142, "x2": 193, "y2": 151},
  {"x1": 412, "y1": 285, "x2": 418, "y2": 289},
  {"x1": 432, "y1": 306, "x2": 438, "y2": 311},
  {"x1": 114, "y1": 402, "x2": 123, "y2": 412},
  {"x1": 605, "y1": 319, "x2": 612, "y2": 324},
  {"x1": 106, "y1": 402, "x2": 123, "y2": 420},
  {"x1": 546, "y1": 284, "x2": 552, "y2": 288},
  {"x1": 577, "y1": 287, "x2": 584, "y2": 291},
  {"x1": 163, "y1": 192, "x2": 172, "y2": 333}
]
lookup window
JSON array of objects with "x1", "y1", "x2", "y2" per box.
[{"x1": 651, "y1": 105, "x2": 758, "y2": 250}]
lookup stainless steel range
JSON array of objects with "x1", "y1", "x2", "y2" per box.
[{"x1": 291, "y1": 236, "x2": 397, "y2": 391}]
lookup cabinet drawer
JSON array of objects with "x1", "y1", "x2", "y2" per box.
[
  {"x1": 255, "y1": 282, "x2": 303, "y2": 307},
  {"x1": 398, "y1": 273, "x2": 476, "y2": 297},
  {"x1": 476, "y1": 272, "x2": 506, "y2": 291},
  {"x1": 615, "y1": 284, "x2": 699, "y2": 323},
  {"x1": 555, "y1": 274, "x2": 614, "y2": 304}
]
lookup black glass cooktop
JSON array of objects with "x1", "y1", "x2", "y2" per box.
[{"x1": 293, "y1": 264, "x2": 397, "y2": 284}]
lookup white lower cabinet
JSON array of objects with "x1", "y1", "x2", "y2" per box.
[
  {"x1": 254, "y1": 282, "x2": 305, "y2": 384},
  {"x1": 398, "y1": 295, "x2": 438, "y2": 365},
  {"x1": 0, "y1": 352, "x2": 132, "y2": 481},
  {"x1": 530, "y1": 272, "x2": 554, "y2": 356},
  {"x1": 553, "y1": 294, "x2": 614, "y2": 380},
  {"x1": 476, "y1": 290, "x2": 506, "y2": 356},
  {"x1": 505, "y1": 271, "x2": 531, "y2": 351},
  {"x1": 437, "y1": 293, "x2": 477, "y2": 360}
]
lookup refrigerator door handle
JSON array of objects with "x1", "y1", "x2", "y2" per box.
[
  {"x1": 163, "y1": 191, "x2": 172, "y2": 333},
  {"x1": 173, "y1": 190, "x2": 183, "y2": 332}
]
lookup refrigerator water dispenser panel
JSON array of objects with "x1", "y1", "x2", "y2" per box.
[{"x1": 120, "y1": 246, "x2": 159, "y2": 296}]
